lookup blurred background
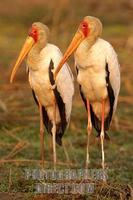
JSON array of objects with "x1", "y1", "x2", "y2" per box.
[{"x1": 0, "y1": 0, "x2": 133, "y2": 198}]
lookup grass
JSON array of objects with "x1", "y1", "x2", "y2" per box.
[{"x1": 0, "y1": 97, "x2": 132, "y2": 199}]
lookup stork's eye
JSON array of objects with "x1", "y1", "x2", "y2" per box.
[
  {"x1": 81, "y1": 22, "x2": 88, "y2": 29},
  {"x1": 80, "y1": 21, "x2": 89, "y2": 37},
  {"x1": 29, "y1": 27, "x2": 38, "y2": 42},
  {"x1": 82, "y1": 23, "x2": 87, "y2": 28},
  {"x1": 33, "y1": 30, "x2": 37, "y2": 34},
  {"x1": 32, "y1": 29, "x2": 37, "y2": 35}
]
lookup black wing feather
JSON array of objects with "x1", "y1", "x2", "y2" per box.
[
  {"x1": 48, "y1": 60, "x2": 67, "y2": 145},
  {"x1": 31, "y1": 60, "x2": 68, "y2": 146},
  {"x1": 104, "y1": 62, "x2": 115, "y2": 129}
]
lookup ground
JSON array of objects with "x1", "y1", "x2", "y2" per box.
[{"x1": 0, "y1": 0, "x2": 133, "y2": 199}]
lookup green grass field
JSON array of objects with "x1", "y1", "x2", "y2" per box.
[{"x1": 0, "y1": 0, "x2": 133, "y2": 199}]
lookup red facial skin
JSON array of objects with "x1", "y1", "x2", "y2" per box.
[
  {"x1": 29, "y1": 27, "x2": 38, "y2": 42},
  {"x1": 80, "y1": 21, "x2": 89, "y2": 37}
]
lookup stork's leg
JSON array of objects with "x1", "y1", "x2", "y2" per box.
[
  {"x1": 100, "y1": 100, "x2": 105, "y2": 170},
  {"x1": 52, "y1": 100, "x2": 57, "y2": 170},
  {"x1": 38, "y1": 102, "x2": 44, "y2": 168},
  {"x1": 86, "y1": 100, "x2": 92, "y2": 168}
]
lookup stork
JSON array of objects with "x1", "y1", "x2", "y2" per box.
[
  {"x1": 10, "y1": 22, "x2": 74, "y2": 169},
  {"x1": 54, "y1": 16, "x2": 120, "y2": 169}
]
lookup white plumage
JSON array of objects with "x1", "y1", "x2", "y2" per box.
[
  {"x1": 28, "y1": 43, "x2": 74, "y2": 124},
  {"x1": 54, "y1": 16, "x2": 121, "y2": 171},
  {"x1": 75, "y1": 38, "x2": 120, "y2": 120},
  {"x1": 10, "y1": 22, "x2": 74, "y2": 168}
]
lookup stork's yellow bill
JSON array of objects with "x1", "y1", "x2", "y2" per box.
[{"x1": 10, "y1": 36, "x2": 35, "y2": 83}]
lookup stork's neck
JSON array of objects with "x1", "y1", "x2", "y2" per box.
[
  {"x1": 27, "y1": 42, "x2": 46, "y2": 71},
  {"x1": 75, "y1": 36, "x2": 99, "y2": 66},
  {"x1": 74, "y1": 37, "x2": 98, "y2": 69}
]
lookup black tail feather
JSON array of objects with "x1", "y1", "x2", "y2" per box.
[{"x1": 56, "y1": 135, "x2": 62, "y2": 146}]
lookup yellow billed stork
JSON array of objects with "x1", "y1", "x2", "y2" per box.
[
  {"x1": 54, "y1": 16, "x2": 120, "y2": 169},
  {"x1": 10, "y1": 22, "x2": 74, "y2": 168}
]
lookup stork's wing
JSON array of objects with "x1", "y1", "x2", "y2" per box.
[
  {"x1": 48, "y1": 58, "x2": 74, "y2": 144},
  {"x1": 106, "y1": 44, "x2": 120, "y2": 113},
  {"x1": 104, "y1": 62, "x2": 115, "y2": 131},
  {"x1": 49, "y1": 60, "x2": 67, "y2": 140},
  {"x1": 49, "y1": 47, "x2": 74, "y2": 123},
  {"x1": 56, "y1": 62, "x2": 74, "y2": 122}
]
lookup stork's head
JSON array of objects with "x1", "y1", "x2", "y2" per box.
[
  {"x1": 29, "y1": 22, "x2": 49, "y2": 45},
  {"x1": 54, "y1": 16, "x2": 103, "y2": 78},
  {"x1": 10, "y1": 22, "x2": 49, "y2": 83},
  {"x1": 80, "y1": 16, "x2": 102, "y2": 38}
]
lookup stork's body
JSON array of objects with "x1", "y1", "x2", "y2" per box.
[
  {"x1": 10, "y1": 23, "x2": 74, "y2": 168},
  {"x1": 75, "y1": 38, "x2": 120, "y2": 121},
  {"x1": 28, "y1": 43, "x2": 73, "y2": 129},
  {"x1": 54, "y1": 16, "x2": 120, "y2": 171}
]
